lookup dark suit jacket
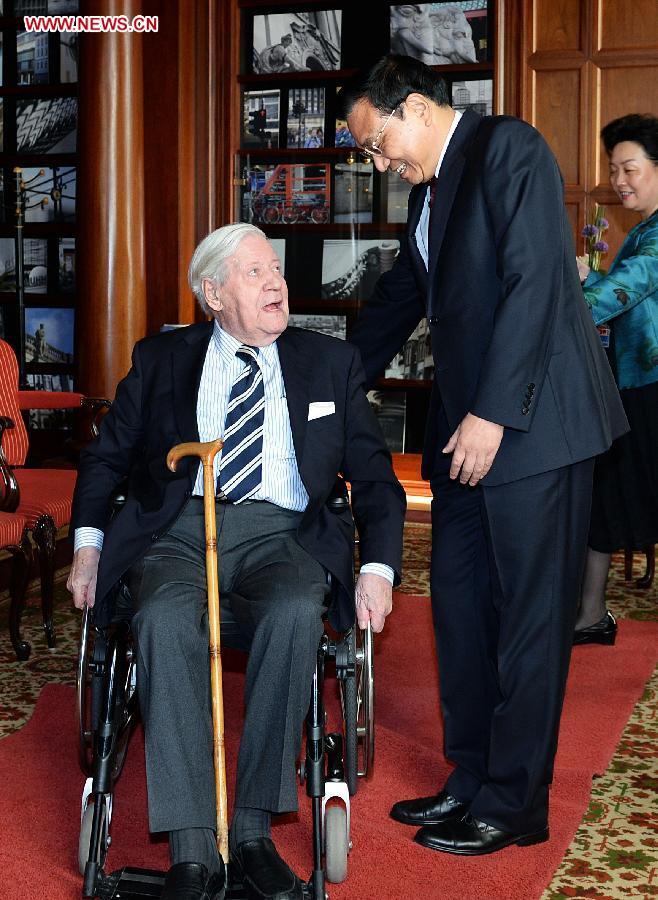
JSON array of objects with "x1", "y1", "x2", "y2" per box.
[
  {"x1": 350, "y1": 109, "x2": 628, "y2": 485},
  {"x1": 70, "y1": 324, "x2": 406, "y2": 630}
]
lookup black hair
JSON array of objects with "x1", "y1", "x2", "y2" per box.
[
  {"x1": 601, "y1": 114, "x2": 658, "y2": 163},
  {"x1": 336, "y1": 54, "x2": 450, "y2": 121}
]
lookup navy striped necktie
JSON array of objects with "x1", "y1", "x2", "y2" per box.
[{"x1": 217, "y1": 345, "x2": 265, "y2": 503}]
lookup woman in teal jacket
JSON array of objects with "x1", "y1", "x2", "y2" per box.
[{"x1": 574, "y1": 113, "x2": 658, "y2": 645}]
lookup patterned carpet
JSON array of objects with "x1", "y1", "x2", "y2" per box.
[{"x1": 0, "y1": 523, "x2": 656, "y2": 899}]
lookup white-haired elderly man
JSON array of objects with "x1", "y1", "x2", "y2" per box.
[{"x1": 68, "y1": 223, "x2": 406, "y2": 900}]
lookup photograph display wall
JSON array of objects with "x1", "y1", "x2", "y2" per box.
[
  {"x1": 241, "y1": 0, "x2": 495, "y2": 453},
  {"x1": 0, "y1": 0, "x2": 78, "y2": 416}
]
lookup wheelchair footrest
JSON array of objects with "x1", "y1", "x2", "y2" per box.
[{"x1": 93, "y1": 867, "x2": 313, "y2": 899}]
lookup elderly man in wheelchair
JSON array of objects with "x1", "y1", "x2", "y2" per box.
[{"x1": 68, "y1": 223, "x2": 406, "y2": 900}]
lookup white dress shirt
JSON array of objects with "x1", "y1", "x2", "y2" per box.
[{"x1": 415, "y1": 109, "x2": 463, "y2": 270}]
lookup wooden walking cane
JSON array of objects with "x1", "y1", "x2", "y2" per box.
[{"x1": 166, "y1": 437, "x2": 229, "y2": 864}]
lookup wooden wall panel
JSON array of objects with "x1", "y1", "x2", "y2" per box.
[
  {"x1": 516, "y1": 0, "x2": 658, "y2": 260},
  {"x1": 532, "y1": 0, "x2": 583, "y2": 52},
  {"x1": 532, "y1": 68, "x2": 583, "y2": 184},
  {"x1": 596, "y1": 0, "x2": 658, "y2": 52}
]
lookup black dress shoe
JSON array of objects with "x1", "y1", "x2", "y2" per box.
[
  {"x1": 161, "y1": 861, "x2": 227, "y2": 900},
  {"x1": 414, "y1": 813, "x2": 549, "y2": 855},
  {"x1": 390, "y1": 789, "x2": 468, "y2": 826},
  {"x1": 573, "y1": 611, "x2": 617, "y2": 646},
  {"x1": 231, "y1": 837, "x2": 304, "y2": 900}
]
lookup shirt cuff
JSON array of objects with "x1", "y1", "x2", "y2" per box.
[
  {"x1": 74, "y1": 527, "x2": 104, "y2": 552},
  {"x1": 359, "y1": 562, "x2": 394, "y2": 585}
]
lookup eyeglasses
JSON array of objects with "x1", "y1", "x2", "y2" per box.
[{"x1": 361, "y1": 104, "x2": 401, "y2": 158}]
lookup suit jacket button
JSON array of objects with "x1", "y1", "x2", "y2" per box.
[
  {"x1": 522, "y1": 407, "x2": 530, "y2": 415},
  {"x1": 429, "y1": 316, "x2": 439, "y2": 325},
  {"x1": 527, "y1": 383, "x2": 535, "y2": 390}
]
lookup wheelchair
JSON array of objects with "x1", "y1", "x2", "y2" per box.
[{"x1": 76, "y1": 487, "x2": 375, "y2": 900}]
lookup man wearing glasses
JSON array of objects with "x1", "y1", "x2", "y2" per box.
[{"x1": 338, "y1": 55, "x2": 627, "y2": 857}]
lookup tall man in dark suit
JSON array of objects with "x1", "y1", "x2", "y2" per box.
[
  {"x1": 68, "y1": 223, "x2": 405, "y2": 900},
  {"x1": 339, "y1": 55, "x2": 628, "y2": 855}
]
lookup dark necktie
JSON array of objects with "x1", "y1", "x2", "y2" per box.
[
  {"x1": 428, "y1": 175, "x2": 438, "y2": 210},
  {"x1": 217, "y1": 345, "x2": 265, "y2": 503}
]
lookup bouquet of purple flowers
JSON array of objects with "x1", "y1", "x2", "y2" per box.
[{"x1": 582, "y1": 204, "x2": 609, "y2": 272}]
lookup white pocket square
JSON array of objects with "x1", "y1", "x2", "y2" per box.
[{"x1": 308, "y1": 401, "x2": 335, "y2": 421}]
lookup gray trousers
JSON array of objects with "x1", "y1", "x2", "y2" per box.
[{"x1": 127, "y1": 498, "x2": 328, "y2": 834}]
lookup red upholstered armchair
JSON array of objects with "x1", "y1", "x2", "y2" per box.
[{"x1": 0, "y1": 338, "x2": 109, "y2": 659}]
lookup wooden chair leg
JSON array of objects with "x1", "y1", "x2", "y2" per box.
[
  {"x1": 8, "y1": 532, "x2": 32, "y2": 661},
  {"x1": 32, "y1": 514, "x2": 57, "y2": 649},
  {"x1": 635, "y1": 544, "x2": 655, "y2": 589},
  {"x1": 624, "y1": 548, "x2": 634, "y2": 581}
]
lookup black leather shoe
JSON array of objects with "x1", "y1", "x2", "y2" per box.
[
  {"x1": 161, "y1": 861, "x2": 227, "y2": 900},
  {"x1": 390, "y1": 789, "x2": 468, "y2": 826},
  {"x1": 414, "y1": 813, "x2": 549, "y2": 855},
  {"x1": 231, "y1": 837, "x2": 304, "y2": 900},
  {"x1": 573, "y1": 611, "x2": 617, "y2": 646}
]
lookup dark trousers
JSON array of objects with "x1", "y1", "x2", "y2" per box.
[
  {"x1": 127, "y1": 498, "x2": 328, "y2": 834},
  {"x1": 430, "y1": 438, "x2": 594, "y2": 834}
]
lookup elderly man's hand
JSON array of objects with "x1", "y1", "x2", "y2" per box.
[
  {"x1": 355, "y1": 572, "x2": 393, "y2": 633},
  {"x1": 67, "y1": 547, "x2": 101, "y2": 609},
  {"x1": 443, "y1": 412, "x2": 504, "y2": 486}
]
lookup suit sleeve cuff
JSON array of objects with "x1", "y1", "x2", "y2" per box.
[
  {"x1": 74, "y1": 527, "x2": 104, "y2": 553},
  {"x1": 359, "y1": 562, "x2": 394, "y2": 585}
]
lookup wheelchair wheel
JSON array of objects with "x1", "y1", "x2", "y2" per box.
[
  {"x1": 78, "y1": 796, "x2": 109, "y2": 876},
  {"x1": 341, "y1": 623, "x2": 375, "y2": 795},
  {"x1": 324, "y1": 803, "x2": 348, "y2": 884}
]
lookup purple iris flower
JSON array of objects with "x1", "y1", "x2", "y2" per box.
[
  {"x1": 593, "y1": 241, "x2": 609, "y2": 253},
  {"x1": 596, "y1": 217, "x2": 609, "y2": 229},
  {"x1": 582, "y1": 224, "x2": 597, "y2": 237}
]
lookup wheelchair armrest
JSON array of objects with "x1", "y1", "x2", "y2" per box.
[{"x1": 326, "y1": 475, "x2": 350, "y2": 514}]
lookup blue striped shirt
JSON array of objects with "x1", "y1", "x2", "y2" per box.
[{"x1": 75, "y1": 323, "x2": 393, "y2": 585}]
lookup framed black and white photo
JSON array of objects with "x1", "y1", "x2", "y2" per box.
[
  {"x1": 17, "y1": 29, "x2": 49, "y2": 85},
  {"x1": 242, "y1": 162, "x2": 330, "y2": 225},
  {"x1": 384, "y1": 318, "x2": 433, "y2": 380},
  {"x1": 252, "y1": 10, "x2": 342, "y2": 74},
  {"x1": 0, "y1": 239, "x2": 15, "y2": 292},
  {"x1": 288, "y1": 313, "x2": 346, "y2": 340},
  {"x1": 389, "y1": 2, "x2": 489, "y2": 66},
  {"x1": 16, "y1": 96, "x2": 77, "y2": 153},
  {"x1": 367, "y1": 389, "x2": 406, "y2": 453},
  {"x1": 58, "y1": 237, "x2": 75, "y2": 292},
  {"x1": 322, "y1": 239, "x2": 400, "y2": 301},
  {"x1": 452, "y1": 78, "x2": 493, "y2": 115},
  {"x1": 22, "y1": 166, "x2": 76, "y2": 222},
  {"x1": 242, "y1": 89, "x2": 280, "y2": 149},
  {"x1": 23, "y1": 238, "x2": 48, "y2": 293},
  {"x1": 334, "y1": 162, "x2": 373, "y2": 224},
  {"x1": 60, "y1": 32, "x2": 78, "y2": 83},
  {"x1": 25, "y1": 306, "x2": 74, "y2": 364},
  {"x1": 287, "y1": 87, "x2": 325, "y2": 150}
]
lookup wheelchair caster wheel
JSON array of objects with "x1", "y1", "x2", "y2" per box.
[
  {"x1": 324, "y1": 803, "x2": 348, "y2": 884},
  {"x1": 79, "y1": 798, "x2": 109, "y2": 876}
]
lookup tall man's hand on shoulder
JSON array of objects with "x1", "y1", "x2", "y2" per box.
[
  {"x1": 67, "y1": 547, "x2": 101, "y2": 609},
  {"x1": 355, "y1": 572, "x2": 393, "y2": 633},
  {"x1": 443, "y1": 412, "x2": 504, "y2": 486}
]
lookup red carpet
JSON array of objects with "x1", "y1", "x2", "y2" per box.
[{"x1": 1, "y1": 594, "x2": 657, "y2": 900}]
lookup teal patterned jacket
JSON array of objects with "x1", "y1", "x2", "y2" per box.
[{"x1": 583, "y1": 208, "x2": 658, "y2": 389}]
